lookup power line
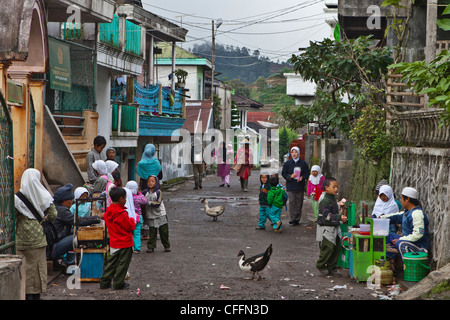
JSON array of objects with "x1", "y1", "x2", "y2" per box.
[
  {"x1": 145, "y1": 0, "x2": 324, "y2": 43},
  {"x1": 142, "y1": 1, "x2": 319, "y2": 23}
]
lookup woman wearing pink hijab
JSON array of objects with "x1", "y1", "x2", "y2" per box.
[{"x1": 216, "y1": 142, "x2": 234, "y2": 187}]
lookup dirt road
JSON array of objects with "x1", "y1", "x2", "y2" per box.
[{"x1": 42, "y1": 169, "x2": 397, "y2": 303}]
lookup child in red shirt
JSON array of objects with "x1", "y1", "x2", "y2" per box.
[{"x1": 100, "y1": 187, "x2": 135, "y2": 290}]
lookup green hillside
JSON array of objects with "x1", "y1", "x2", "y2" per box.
[{"x1": 190, "y1": 42, "x2": 291, "y2": 84}]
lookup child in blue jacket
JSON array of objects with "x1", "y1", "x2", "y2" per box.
[{"x1": 256, "y1": 174, "x2": 271, "y2": 230}]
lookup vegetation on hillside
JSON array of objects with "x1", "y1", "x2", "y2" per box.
[{"x1": 190, "y1": 42, "x2": 291, "y2": 84}]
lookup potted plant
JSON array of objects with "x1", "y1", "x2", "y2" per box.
[{"x1": 174, "y1": 69, "x2": 188, "y2": 88}]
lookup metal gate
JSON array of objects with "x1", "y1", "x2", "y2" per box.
[{"x1": 0, "y1": 91, "x2": 15, "y2": 254}]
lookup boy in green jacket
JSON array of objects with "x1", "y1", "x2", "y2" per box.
[
  {"x1": 316, "y1": 177, "x2": 347, "y2": 276},
  {"x1": 267, "y1": 176, "x2": 284, "y2": 233}
]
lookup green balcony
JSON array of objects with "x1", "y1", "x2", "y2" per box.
[
  {"x1": 99, "y1": 14, "x2": 142, "y2": 56},
  {"x1": 111, "y1": 104, "x2": 139, "y2": 137}
]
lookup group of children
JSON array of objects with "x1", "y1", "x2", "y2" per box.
[
  {"x1": 79, "y1": 136, "x2": 170, "y2": 290},
  {"x1": 256, "y1": 159, "x2": 345, "y2": 276},
  {"x1": 257, "y1": 165, "x2": 325, "y2": 232},
  {"x1": 257, "y1": 147, "x2": 429, "y2": 278}
]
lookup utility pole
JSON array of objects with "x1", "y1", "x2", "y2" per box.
[
  {"x1": 211, "y1": 19, "x2": 215, "y2": 101},
  {"x1": 211, "y1": 18, "x2": 222, "y2": 101}
]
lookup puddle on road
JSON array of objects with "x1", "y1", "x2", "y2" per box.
[{"x1": 167, "y1": 195, "x2": 258, "y2": 207}]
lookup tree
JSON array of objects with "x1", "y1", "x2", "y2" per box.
[
  {"x1": 390, "y1": 50, "x2": 450, "y2": 126},
  {"x1": 284, "y1": 36, "x2": 393, "y2": 136},
  {"x1": 278, "y1": 126, "x2": 298, "y2": 161}
]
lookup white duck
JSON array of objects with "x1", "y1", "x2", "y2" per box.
[
  {"x1": 238, "y1": 244, "x2": 273, "y2": 281},
  {"x1": 201, "y1": 198, "x2": 225, "y2": 221}
]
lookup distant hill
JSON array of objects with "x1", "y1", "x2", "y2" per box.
[{"x1": 190, "y1": 42, "x2": 292, "y2": 84}]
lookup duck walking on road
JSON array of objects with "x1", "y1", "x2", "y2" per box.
[
  {"x1": 201, "y1": 198, "x2": 225, "y2": 221},
  {"x1": 238, "y1": 244, "x2": 273, "y2": 281}
]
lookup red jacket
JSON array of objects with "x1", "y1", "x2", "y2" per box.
[{"x1": 104, "y1": 203, "x2": 135, "y2": 249}]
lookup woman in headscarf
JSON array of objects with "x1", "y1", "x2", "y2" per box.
[
  {"x1": 372, "y1": 185, "x2": 401, "y2": 218},
  {"x1": 15, "y1": 168, "x2": 57, "y2": 300},
  {"x1": 105, "y1": 147, "x2": 122, "y2": 187},
  {"x1": 137, "y1": 144, "x2": 162, "y2": 191},
  {"x1": 137, "y1": 144, "x2": 162, "y2": 239},
  {"x1": 281, "y1": 146, "x2": 310, "y2": 225},
  {"x1": 215, "y1": 142, "x2": 233, "y2": 187},
  {"x1": 233, "y1": 138, "x2": 253, "y2": 192}
]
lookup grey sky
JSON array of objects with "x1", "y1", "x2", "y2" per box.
[{"x1": 141, "y1": 0, "x2": 333, "y2": 62}]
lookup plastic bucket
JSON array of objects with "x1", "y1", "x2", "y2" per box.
[
  {"x1": 373, "y1": 219, "x2": 390, "y2": 236},
  {"x1": 403, "y1": 252, "x2": 430, "y2": 282}
]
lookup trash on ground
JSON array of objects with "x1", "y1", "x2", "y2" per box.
[{"x1": 329, "y1": 285, "x2": 347, "y2": 291}]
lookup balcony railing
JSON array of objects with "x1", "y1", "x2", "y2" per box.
[
  {"x1": 99, "y1": 14, "x2": 142, "y2": 56},
  {"x1": 112, "y1": 82, "x2": 184, "y2": 117},
  {"x1": 111, "y1": 104, "x2": 139, "y2": 136}
]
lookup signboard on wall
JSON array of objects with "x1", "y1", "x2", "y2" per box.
[{"x1": 49, "y1": 38, "x2": 72, "y2": 92}]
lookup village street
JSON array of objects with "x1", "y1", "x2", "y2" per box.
[{"x1": 41, "y1": 169, "x2": 398, "y2": 303}]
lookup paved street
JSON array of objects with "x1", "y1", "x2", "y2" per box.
[{"x1": 41, "y1": 169, "x2": 402, "y2": 303}]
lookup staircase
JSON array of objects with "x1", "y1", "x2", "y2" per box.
[{"x1": 42, "y1": 105, "x2": 86, "y2": 192}]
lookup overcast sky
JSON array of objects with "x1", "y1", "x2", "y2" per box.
[{"x1": 141, "y1": 0, "x2": 334, "y2": 62}]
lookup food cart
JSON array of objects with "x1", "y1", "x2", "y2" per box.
[{"x1": 73, "y1": 194, "x2": 108, "y2": 282}]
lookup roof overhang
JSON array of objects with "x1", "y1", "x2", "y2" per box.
[
  {"x1": 46, "y1": 0, "x2": 116, "y2": 23},
  {"x1": 156, "y1": 58, "x2": 212, "y2": 70},
  {"x1": 116, "y1": 4, "x2": 188, "y2": 43}
]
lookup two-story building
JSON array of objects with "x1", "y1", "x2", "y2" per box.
[{"x1": 45, "y1": 0, "x2": 187, "y2": 183}]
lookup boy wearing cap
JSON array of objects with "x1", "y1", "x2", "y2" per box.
[{"x1": 380, "y1": 187, "x2": 430, "y2": 262}]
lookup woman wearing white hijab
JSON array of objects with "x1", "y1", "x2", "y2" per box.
[
  {"x1": 15, "y1": 168, "x2": 57, "y2": 300},
  {"x1": 281, "y1": 146, "x2": 310, "y2": 225},
  {"x1": 372, "y1": 185, "x2": 400, "y2": 218}
]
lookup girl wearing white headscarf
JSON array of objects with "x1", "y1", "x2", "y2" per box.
[
  {"x1": 89, "y1": 160, "x2": 115, "y2": 196},
  {"x1": 69, "y1": 187, "x2": 91, "y2": 218},
  {"x1": 307, "y1": 165, "x2": 325, "y2": 221},
  {"x1": 372, "y1": 185, "x2": 401, "y2": 218},
  {"x1": 125, "y1": 181, "x2": 148, "y2": 252},
  {"x1": 106, "y1": 158, "x2": 122, "y2": 187},
  {"x1": 106, "y1": 160, "x2": 119, "y2": 182},
  {"x1": 15, "y1": 168, "x2": 57, "y2": 300}
]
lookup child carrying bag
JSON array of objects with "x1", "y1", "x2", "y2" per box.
[{"x1": 16, "y1": 191, "x2": 59, "y2": 248}]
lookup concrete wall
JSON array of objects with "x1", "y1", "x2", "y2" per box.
[
  {"x1": 156, "y1": 65, "x2": 203, "y2": 100},
  {"x1": 97, "y1": 65, "x2": 112, "y2": 143},
  {"x1": 136, "y1": 137, "x2": 192, "y2": 183},
  {"x1": 0, "y1": 255, "x2": 25, "y2": 300},
  {"x1": 159, "y1": 143, "x2": 192, "y2": 182}
]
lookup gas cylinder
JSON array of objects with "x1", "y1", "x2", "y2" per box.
[{"x1": 374, "y1": 256, "x2": 394, "y2": 285}]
